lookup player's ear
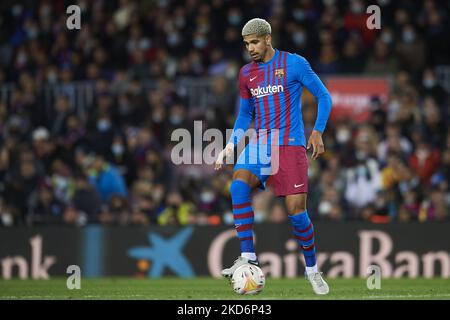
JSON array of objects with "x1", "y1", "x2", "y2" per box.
[{"x1": 265, "y1": 35, "x2": 271, "y2": 45}]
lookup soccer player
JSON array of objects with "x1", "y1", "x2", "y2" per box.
[{"x1": 215, "y1": 18, "x2": 332, "y2": 295}]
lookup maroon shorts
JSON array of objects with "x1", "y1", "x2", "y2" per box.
[{"x1": 269, "y1": 145, "x2": 308, "y2": 196}]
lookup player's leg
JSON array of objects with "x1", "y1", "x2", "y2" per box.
[
  {"x1": 285, "y1": 193, "x2": 318, "y2": 272},
  {"x1": 231, "y1": 169, "x2": 261, "y2": 260},
  {"x1": 221, "y1": 169, "x2": 261, "y2": 277},
  {"x1": 273, "y1": 145, "x2": 329, "y2": 294},
  {"x1": 222, "y1": 140, "x2": 271, "y2": 277},
  {"x1": 286, "y1": 194, "x2": 329, "y2": 294}
]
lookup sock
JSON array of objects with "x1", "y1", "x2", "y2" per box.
[
  {"x1": 288, "y1": 210, "x2": 317, "y2": 268},
  {"x1": 230, "y1": 180, "x2": 255, "y2": 256},
  {"x1": 306, "y1": 265, "x2": 318, "y2": 274},
  {"x1": 241, "y1": 252, "x2": 257, "y2": 261}
]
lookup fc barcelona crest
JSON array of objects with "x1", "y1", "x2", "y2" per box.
[{"x1": 275, "y1": 68, "x2": 284, "y2": 78}]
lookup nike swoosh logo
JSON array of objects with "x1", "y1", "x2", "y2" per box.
[
  {"x1": 294, "y1": 184, "x2": 304, "y2": 188},
  {"x1": 253, "y1": 93, "x2": 271, "y2": 98},
  {"x1": 250, "y1": 76, "x2": 257, "y2": 82}
]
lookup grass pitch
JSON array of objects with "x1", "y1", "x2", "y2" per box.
[{"x1": 0, "y1": 277, "x2": 449, "y2": 300}]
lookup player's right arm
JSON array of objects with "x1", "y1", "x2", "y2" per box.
[
  {"x1": 215, "y1": 68, "x2": 254, "y2": 170},
  {"x1": 294, "y1": 55, "x2": 332, "y2": 160}
]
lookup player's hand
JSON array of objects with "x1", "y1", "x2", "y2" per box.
[
  {"x1": 214, "y1": 143, "x2": 235, "y2": 170},
  {"x1": 307, "y1": 130, "x2": 325, "y2": 160}
]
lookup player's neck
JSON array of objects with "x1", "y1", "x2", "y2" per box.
[{"x1": 261, "y1": 47, "x2": 275, "y2": 63}]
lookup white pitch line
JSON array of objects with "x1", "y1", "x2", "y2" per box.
[
  {"x1": 2, "y1": 294, "x2": 450, "y2": 300},
  {"x1": 362, "y1": 293, "x2": 450, "y2": 299},
  {"x1": 0, "y1": 294, "x2": 151, "y2": 299}
]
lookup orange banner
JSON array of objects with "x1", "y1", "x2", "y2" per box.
[{"x1": 325, "y1": 77, "x2": 390, "y2": 123}]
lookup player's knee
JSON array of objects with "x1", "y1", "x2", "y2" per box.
[
  {"x1": 286, "y1": 197, "x2": 307, "y2": 215},
  {"x1": 229, "y1": 179, "x2": 251, "y2": 199},
  {"x1": 299, "y1": 205, "x2": 307, "y2": 214},
  {"x1": 287, "y1": 205, "x2": 307, "y2": 215}
]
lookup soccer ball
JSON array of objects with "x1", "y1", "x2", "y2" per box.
[{"x1": 231, "y1": 264, "x2": 265, "y2": 295}]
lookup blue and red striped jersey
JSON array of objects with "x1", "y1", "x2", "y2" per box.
[{"x1": 229, "y1": 49, "x2": 332, "y2": 147}]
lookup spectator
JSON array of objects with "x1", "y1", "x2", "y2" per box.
[
  {"x1": 317, "y1": 186, "x2": 344, "y2": 221},
  {"x1": 420, "y1": 68, "x2": 448, "y2": 108},
  {"x1": 421, "y1": 96, "x2": 447, "y2": 147},
  {"x1": 158, "y1": 191, "x2": 195, "y2": 226},
  {"x1": 108, "y1": 133, "x2": 137, "y2": 186},
  {"x1": 377, "y1": 122, "x2": 413, "y2": 163},
  {"x1": 0, "y1": 197, "x2": 15, "y2": 227},
  {"x1": 84, "y1": 153, "x2": 128, "y2": 203},
  {"x1": 0, "y1": 1, "x2": 448, "y2": 225},
  {"x1": 51, "y1": 94, "x2": 73, "y2": 137},
  {"x1": 4, "y1": 152, "x2": 42, "y2": 223},
  {"x1": 418, "y1": 188, "x2": 448, "y2": 222},
  {"x1": 339, "y1": 36, "x2": 366, "y2": 74},
  {"x1": 395, "y1": 24, "x2": 426, "y2": 74},
  {"x1": 99, "y1": 194, "x2": 130, "y2": 225},
  {"x1": 409, "y1": 141, "x2": 440, "y2": 186},
  {"x1": 365, "y1": 39, "x2": 398, "y2": 75},
  {"x1": 27, "y1": 180, "x2": 65, "y2": 225},
  {"x1": 72, "y1": 173, "x2": 102, "y2": 222},
  {"x1": 344, "y1": 128, "x2": 382, "y2": 218}
]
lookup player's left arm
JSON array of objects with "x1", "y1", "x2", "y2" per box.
[{"x1": 296, "y1": 56, "x2": 332, "y2": 160}]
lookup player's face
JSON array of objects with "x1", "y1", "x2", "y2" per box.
[{"x1": 243, "y1": 34, "x2": 270, "y2": 62}]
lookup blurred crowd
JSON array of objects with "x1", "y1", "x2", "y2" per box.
[{"x1": 0, "y1": 0, "x2": 449, "y2": 226}]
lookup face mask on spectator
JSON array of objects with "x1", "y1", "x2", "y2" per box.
[
  {"x1": 200, "y1": 191, "x2": 215, "y2": 203},
  {"x1": 416, "y1": 147, "x2": 429, "y2": 162},
  {"x1": 167, "y1": 32, "x2": 181, "y2": 46},
  {"x1": 26, "y1": 27, "x2": 39, "y2": 39},
  {"x1": 402, "y1": 31, "x2": 416, "y2": 43},
  {"x1": 155, "y1": 0, "x2": 169, "y2": 8},
  {"x1": 292, "y1": 32, "x2": 306, "y2": 46},
  {"x1": 356, "y1": 151, "x2": 368, "y2": 161},
  {"x1": 152, "y1": 112, "x2": 164, "y2": 123},
  {"x1": 388, "y1": 99, "x2": 400, "y2": 113},
  {"x1": 350, "y1": 2, "x2": 364, "y2": 14},
  {"x1": 423, "y1": 78, "x2": 436, "y2": 89},
  {"x1": 336, "y1": 128, "x2": 351, "y2": 144},
  {"x1": 223, "y1": 212, "x2": 234, "y2": 225},
  {"x1": 381, "y1": 32, "x2": 393, "y2": 44},
  {"x1": 112, "y1": 143, "x2": 124, "y2": 156},
  {"x1": 12, "y1": 4, "x2": 23, "y2": 17},
  {"x1": 47, "y1": 71, "x2": 58, "y2": 83},
  {"x1": 377, "y1": 0, "x2": 390, "y2": 6},
  {"x1": 319, "y1": 201, "x2": 332, "y2": 215},
  {"x1": 293, "y1": 9, "x2": 305, "y2": 21},
  {"x1": 174, "y1": 17, "x2": 185, "y2": 29},
  {"x1": 193, "y1": 36, "x2": 207, "y2": 49},
  {"x1": 1, "y1": 211, "x2": 13, "y2": 227},
  {"x1": 153, "y1": 188, "x2": 164, "y2": 203},
  {"x1": 228, "y1": 14, "x2": 242, "y2": 26},
  {"x1": 97, "y1": 119, "x2": 111, "y2": 132},
  {"x1": 170, "y1": 115, "x2": 183, "y2": 125},
  {"x1": 356, "y1": 165, "x2": 367, "y2": 176},
  {"x1": 54, "y1": 175, "x2": 68, "y2": 189}
]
